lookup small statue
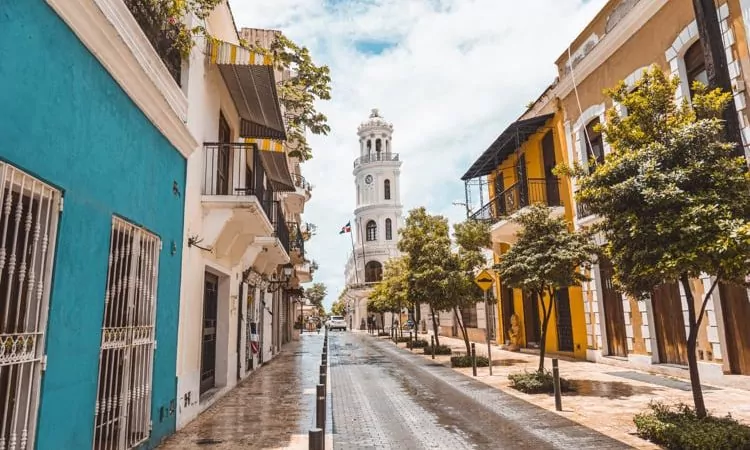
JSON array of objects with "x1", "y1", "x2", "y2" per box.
[{"x1": 505, "y1": 313, "x2": 522, "y2": 352}]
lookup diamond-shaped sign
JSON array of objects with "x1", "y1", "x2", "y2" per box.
[{"x1": 474, "y1": 269, "x2": 494, "y2": 292}]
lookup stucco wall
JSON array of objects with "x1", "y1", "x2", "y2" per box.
[{"x1": 0, "y1": 1, "x2": 186, "y2": 448}]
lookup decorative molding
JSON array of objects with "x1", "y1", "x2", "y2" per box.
[{"x1": 46, "y1": 0, "x2": 197, "y2": 158}]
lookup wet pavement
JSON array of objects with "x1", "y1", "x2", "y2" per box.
[
  {"x1": 330, "y1": 332, "x2": 630, "y2": 449},
  {"x1": 158, "y1": 333, "x2": 330, "y2": 450}
]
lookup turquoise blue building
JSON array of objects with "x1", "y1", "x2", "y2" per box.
[{"x1": 0, "y1": 1, "x2": 189, "y2": 448}]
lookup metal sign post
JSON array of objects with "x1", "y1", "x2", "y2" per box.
[{"x1": 474, "y1": 269, "x2": 495, "y2": 376}]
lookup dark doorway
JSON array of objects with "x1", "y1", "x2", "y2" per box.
[
  {"x1": 522, "y1": 290, "x2": 541, "y2": 346},
  {"x1": 201, "y1": 272, "x2": 219, "y2": 394},
  {"x1": 652, "y1": 282, "x2": 688, "y2": 365},
  {"x1": 599, "y1": 256, "x2": 628, "y2": 357},
  {"x1": 365, "y1": 261, "x2": 383, "y2": 282},
  {"x1": 541, "y1": 131, "x2": 561, "y2": 206},
  {"x1": 501, "y1": 282, "x2": 515, "y2": 343},
  {"x1": 556, "y1": 289, "x2": 574, "y2": 352},
  {"x1": 720, "y1": 282, "x2": 750, "y2": 374}
]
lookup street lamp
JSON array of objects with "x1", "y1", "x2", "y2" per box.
[{"x1": 266, "y1": 263, "x2": 295, "y2": 292}]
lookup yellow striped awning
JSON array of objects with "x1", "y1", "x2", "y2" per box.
[
  {"x1": 208, "y1": 40, "x2": 286, "y2": 141},
  {"x1": 244, "y1": 138, "x2": 284, "y2": 153}
]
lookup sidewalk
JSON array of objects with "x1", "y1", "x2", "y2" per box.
[
  {"x1": 158, "y1": 333, "x2": 332, "y2": 450},
  {"x1": 391, "y1": 333, "x2": 750, "y2": 449}
]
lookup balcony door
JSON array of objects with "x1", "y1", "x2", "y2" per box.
[
  {"x1": 216, "y1": 113, "x2": 231, "y2": 195},
  {"x1": 541, "y1": 131, "x2": 560, "y2": 206}
]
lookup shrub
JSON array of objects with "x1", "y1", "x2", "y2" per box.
[
  {"x1": 508, "y1": 370, "x2": 573, "y2": 394},
  {"x1": 394, "y1": 336, "x2": 413, "y2": 343},
  {"x1": 407, "y1": 339, "x2": 429, "y2": 349},
  {"x1": 423, "y1": 345, "x2": 452, "y2": 355},
  {"x1": 378, "y1": 332, "x2": 390, "y2": 337},
  {"x1": 450, "y1": 355, "x2": 489, "y2": 368},
  {"x1": 634, "y1": 402, "x2": 750, "y2": 450}
]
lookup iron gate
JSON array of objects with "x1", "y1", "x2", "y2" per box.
[
  {"x1": 0, "y1": 163, "x2": 60, "y2": 450},
  {"x1": 93, "y1": 218, "x2": 161, "y2": 450}
]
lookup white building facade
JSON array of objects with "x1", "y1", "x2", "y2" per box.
[
  {"x1": 175, "y1": 12, "x2": 314, "y2": 428},
  {"x1": 343, "y1": 109, "x2": 403, "y2": 330}
]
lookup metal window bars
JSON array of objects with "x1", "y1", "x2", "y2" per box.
[
  {"x1": 93, "y1": 218, "x2": 161, "y2": 450},
  {"x1": 0, "y1": 163, "x2": 60, "y2": 450}
]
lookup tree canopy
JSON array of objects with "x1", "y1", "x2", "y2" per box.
[
  {"x1": 495, "y1": 204, "x2": 596, "y2": 371},
  {"x1": 304, "y1": 282, "x2": 327, "y2": 309}
]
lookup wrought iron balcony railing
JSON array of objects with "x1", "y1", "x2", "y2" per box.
[
  {"x1": 575, "y1": 197, "x2": 594, "y2": 219},
  {"x1": 288, "y1": 222, "x2": 305, "y2": 255},
  {"x1": 124, "y1": 0, "x2": 182, "y2": 85},
  {"x1": 269, "y1": 201, "x2": 290, "y2": 254},
  {"x1": 470, "y1": 177, "x2": 563, "y2": 222},
  {"x1": 290, "y1": 174, "x2": 312, "y2": 192},
  {"x1": 353, "y1": 153, "x2": 399, "y2": 168}
]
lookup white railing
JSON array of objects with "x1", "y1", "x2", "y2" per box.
[
  {"x1": 0, "y1": 162, "x2": 60, "y2": 450},
  {"x1": 93, "y1": 218, "x2": 161, "y2": 450}
]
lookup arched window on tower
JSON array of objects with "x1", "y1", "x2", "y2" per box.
[
  {"x1": 385, "y1": 218, "x2": 392, "y2": 240},
  {"x1": 367, "y1": 140, "x2": 372, "y2": 157},
  {"x1": 685, "y1": 40, "x2": 707, "y2": 100},
  {"x1": 375, "y1": 139, "x2": 382, "y2": 160},
  {"x1": 365, "y1": 261, "x2": 383, "y2": 282},
  {"x1": 384, "y1": 179, "x2": 391, "y2": 200},
  {"x1": 366, "y1": 220, "x2": 377, "y2": 241}
]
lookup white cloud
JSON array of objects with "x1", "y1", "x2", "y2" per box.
[{"x1": 229, "y1": 0, "x2": 608, "y2": 308}]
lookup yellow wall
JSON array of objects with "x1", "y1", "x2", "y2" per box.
[{"x1": 491, "y1": 111, "x2": 587, "y2": 360}]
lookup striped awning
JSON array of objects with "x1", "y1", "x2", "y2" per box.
[
  {"x1": 245, "y1": 138, "x2": 284, "y2": 153},
  {"x1": 209, "y1": 41, "x2": 286, "y2": 140}
]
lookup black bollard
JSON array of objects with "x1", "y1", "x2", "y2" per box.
[
  {"x1": 316, "y1": 384, "x2": 326, "y2": 429},
  {"x1": 308, "y1": 428, "x2": 323, "y2": 450},
  {"x1": 431, "y1": 335, "x2": 436, "y2": 360},
  {"x1": 552, "y1": 358, "x2": 563, "y2": 411},
  {"x1": 319, "y1": 365, "x2": 327, "y2": 388},
  {"x1": 471, "y1": 343, "x2": 477, "y2": 377}
]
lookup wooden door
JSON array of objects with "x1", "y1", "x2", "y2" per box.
[
  {"x1": 541, "y1": 132, "x2": 561, "y2": 205},
  {"x1": 523, "y1": 290, "x2": 541, "y2": 346},
  {"x1": 501, "y1": 283, "x2": 515, "y2": 343},
  {"x1": 555, "y1": 289, "x2": 574, "y2": 352},
  {"x1": 720, "y1": 282, "x2": 750, "y2": 374},
  {"x1": 652, "y1": 282, "x2": 688, "y2": 365},
  {"x1": 600, "y1": 256, "x2": 628, "y2": 357}
]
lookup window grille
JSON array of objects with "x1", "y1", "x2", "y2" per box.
[
  {"x1": 93, "y1": 217, "x2": 161, "y2": 450},
  {"x1": 0, "y1": 162, "x2": 60, "y2": 450}
]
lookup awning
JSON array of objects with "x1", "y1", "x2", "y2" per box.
[
  {"x1": 258, "y1": 148, "x2": 295, "y2": 192},
  {"x1": 461, "y1": 114, "x2": 554, "y2": 180},
  {"x1": 209, "y1": 41, "x2": 286, "y2": 140},
  {"x1": 245, "y1": 138, "x2": 284, "y2": 152}
]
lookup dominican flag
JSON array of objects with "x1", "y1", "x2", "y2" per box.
[{"x1": 339, "y1": 221, "x2": 351, "y2": 234}]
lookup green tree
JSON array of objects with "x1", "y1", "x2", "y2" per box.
[
  {"x1": 449, "y1": 220, "x2": 492, "y2": 354},
  {"x1": 331, "y1": 298, "x2": 346, "y2": 317},
  {"x1": 567, "y1": 66, "x2": 750, "y2": 418},
  {"x1": 398, "y1": 208, "x2": 454, "y2": 345},
  {"x1": 248, "y1": 33, "x2": 331, "y2": 161},
  {"x1": 305, "y1": 282, "x2": 327, "y2": 309},
  {"x1": 370, "y1": 257, "x2": 411, "y2": 337},
  {"x1": 495, "y1": 204, "x2": 597, "y2": 372}
]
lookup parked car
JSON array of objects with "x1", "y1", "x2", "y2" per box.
[{"x1": 327, "y1": 316, "x2": 347, "y2": 331}]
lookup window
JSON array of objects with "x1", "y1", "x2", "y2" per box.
[
  {"x1": 93, "y1": 217, "x2": 161, "y2": 450},
  {"x1": 366, "y1": 220, "x2": 377, "y2": 241},
  {"x1": 385, "y1": 218, "x2": 393, "y2": 240},
  {"x1": 685, "y1": 40, "x2": 708, "y2": 99},
  {"x1": 584, "y1": 118, "x2": 604, "y2": 173},
  {"x1": 365, "y1": 261, "x2": 383, "y2": 282},
  {"x1": 376, "y1": 139, "x2": 382, "y2": 154},
  {"x1": 0, "y1": 163, "x2": 60, "y2": 450},
  {"x1": 384, "y1": 179, "x2": 391, "y2": 200}
]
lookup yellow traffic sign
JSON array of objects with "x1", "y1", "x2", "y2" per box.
[{"x1": 474, "y1": 269, "x2": 494, "y2": 292}]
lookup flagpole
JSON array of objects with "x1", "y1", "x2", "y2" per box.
[{"x1": 349, "y1": 221, "x2": 359, "y2": 284}]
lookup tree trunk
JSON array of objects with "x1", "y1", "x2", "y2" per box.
[
  {"x1": 430, "y1": 304, "x2": 441, "y2": 347},
  {"x1": 380, "y1": 312, "x2": 385, "y2": 333},
  {"x1": 680, "y1": 273, "x2": 707, "y2": 418},
  {"x1": 454, "y1": 306, "x2": 471, "y2": 355},
  {"x1": 538, "y1": 290, "x2": 555, "y2": 373}
]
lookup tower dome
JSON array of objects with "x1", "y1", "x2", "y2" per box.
[{"x1": 357, "y1": 108, "x2": 394, "y2": 158}]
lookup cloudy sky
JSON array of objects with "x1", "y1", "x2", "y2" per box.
[{"x1": 229, "y1": 0, "x2": 608, "y2": 309}]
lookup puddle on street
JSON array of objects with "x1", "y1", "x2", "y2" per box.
[
  {"x1": 492, "y1": 359, "x2": 527, "y2": 367},
  {"x1": 569, "y1": 379, "x2": 657, "y2": 399}
]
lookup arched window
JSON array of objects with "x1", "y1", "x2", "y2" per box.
[
  {"x1": 376, "y1": 139, "x2": 382, "y2": 153},
  {"x1": 584, "y1": 118, "x2": 604, "y2": 173},
  {"x1": 384, "y1": 179, "x2": 391, "y2": 200},
  {"x1": 365, "y1": 261, "x2": 383, "y2": 282},
  {"x1": 367, "y1": 140, "x2": 372, "y2": 157},
  {"x1": 366, "y1": 220, "x2": 377, "y2": 241},
  {"x1": 685, "y1": 40, "x2": 707, "y2": 99},
  {"x1": 385, "y1": 218, "x2": 392, "y2": 240}
]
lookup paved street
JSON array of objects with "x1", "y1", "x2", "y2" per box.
[{"x1": 330, "y1": 332, "x2": 630, "y2": 449}]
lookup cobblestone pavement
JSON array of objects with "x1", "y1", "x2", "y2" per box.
[
  {"x1": 158, "y1": 333, "x2": 330, "y2": 450},
  {"x1": 330, "y1": 332, "x2": 631, "y2": 450}
]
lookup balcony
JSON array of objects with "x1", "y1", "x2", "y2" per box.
[
  {"x1": 200, "y1": 143, "x2": 275, "y2": 264},
  {"x1": 470, "y1": 177, "x2": 565, "y2": 244},
  {"x1": 283, "y1": 174, "x2": 312, "y2": 215},
  {"x1": 574, "y1": 196, "x2": 602, "y2": 228},
  {"x1": 124, "y1": 0, "x2": 182, "y2": 85},
  {"x1": 288, "y1": 222, "x2": 305, "y2": 265},
  {"x1": 353, "y1": 153, "x2": 400, "y2": 169},
  {"x1": 248, "y1": 200, "x2": 292, "y2": 273}
]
